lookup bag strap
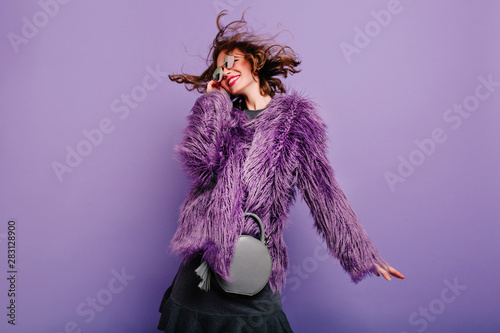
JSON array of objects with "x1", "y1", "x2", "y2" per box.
[
  {"x1": 244, "y1": 212, "x2": 274, "y2": 245},
  {"x1": 244, "y1": 213, "x2": 265, "y2": 242}
]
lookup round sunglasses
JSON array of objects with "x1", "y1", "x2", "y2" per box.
[{"x1": 213, "y1": 55, "x2": 235, "y2": 82}]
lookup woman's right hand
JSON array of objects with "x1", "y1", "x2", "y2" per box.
[{"x1": 207, "y1": 80, "x2": 223, "y2": 94}]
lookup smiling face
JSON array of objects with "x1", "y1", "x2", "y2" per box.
[{"x1": 215, "y1": 48, "x2": 259, "y2": 98}]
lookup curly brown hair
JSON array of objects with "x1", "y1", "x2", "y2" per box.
[{"x1": 169, "y1": 9, "x2": 301, "y2": 108}]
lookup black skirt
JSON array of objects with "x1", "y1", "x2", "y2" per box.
[{"x1": 157, "y1": 256, "x2": 293, "y2": 332}]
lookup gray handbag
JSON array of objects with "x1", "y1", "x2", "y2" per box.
[{"x1": 195, "y1": 212, "x2": 273, "y2": 296}]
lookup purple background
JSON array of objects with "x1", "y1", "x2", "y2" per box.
[{"x1": 1, "y1": 0, "x2": 499, "y2": 332}]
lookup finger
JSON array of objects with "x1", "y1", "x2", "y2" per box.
[
  {"x1": 380, "y1": 269, "x2": 391, "y2": 281},
  {"x1": 207, "y1": 80, "x2": 218, "y2": 92},
  {"x1": 375, "y1": 263, "x2": 392, "y2": 281},
  {"x1": 389, "y1": 266, "x2": 405, "y2": 279}
]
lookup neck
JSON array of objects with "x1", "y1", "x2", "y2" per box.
[
  {"x1": 239, "y1": 78, "x2": 272, "y2": 110},
  {"x1": 244, "y1": 94, "x2": 272, "y2": 110},
  {"x1": 243, "y1": 86, "x2": 272, "y2": 110}
]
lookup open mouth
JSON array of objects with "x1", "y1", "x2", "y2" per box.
[{"x1": 228, "y1": 76, "x2": 239, "y2": 87}]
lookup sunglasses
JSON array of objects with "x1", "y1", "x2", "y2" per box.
[{"x1": 213, "y1": 54, "x2": 235, "y2": 82}]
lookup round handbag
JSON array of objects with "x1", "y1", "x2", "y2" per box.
[{"x1": 215, "y1": 212, "x2": 273, "y2": 296}]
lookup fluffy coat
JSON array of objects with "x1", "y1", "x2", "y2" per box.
[{"x1": 170, "y1": 89, "x2": 388, "y2": 292}]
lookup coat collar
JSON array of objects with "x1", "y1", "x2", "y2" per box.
[{"x1": 236, "y1": 92, "x2": 286, "y2": 127}]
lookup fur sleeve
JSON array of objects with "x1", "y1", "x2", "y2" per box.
[
  {"x1": 293, "y1": 95, "x2": 388, "y2": 283},
  {"x1": 175, "y1": 90, "x2": 233, "y2": 188}
]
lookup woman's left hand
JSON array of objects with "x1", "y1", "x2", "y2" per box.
[{"x1": 374, "y1": 263, "x2": 405, "y2": 281}]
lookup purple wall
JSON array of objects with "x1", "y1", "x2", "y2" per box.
[{"x1": 1, "y1": 1, "x2": 499, "y2": 332}]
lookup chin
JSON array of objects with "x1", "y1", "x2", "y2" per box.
[{"x1": 227, "y1": 87, "x2": 241, "y2": 96}]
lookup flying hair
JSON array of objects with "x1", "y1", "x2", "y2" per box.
[{"x1": 168, "y1": 8, "x2": 301, "y2": 108}]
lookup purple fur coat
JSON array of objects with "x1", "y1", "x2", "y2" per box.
[{"x1": 170, "y1": 89, "x2": 388, "y2": 293}]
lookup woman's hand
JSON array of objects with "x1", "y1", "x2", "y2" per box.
[
  {"x1": 374, "y1": 262, "x2": 405, "y2": 281},
  {"x1": 207, "y1": 80, "x2": 223, "y2": 93}
]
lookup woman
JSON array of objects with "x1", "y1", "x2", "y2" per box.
[{"x1": 158, "y1": 10, "x2": 404, "y2": 332}]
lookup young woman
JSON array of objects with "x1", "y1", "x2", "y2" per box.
[{"x1": 158, "y1": 10, "x2": 404, "y2": 333}]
